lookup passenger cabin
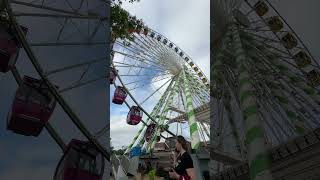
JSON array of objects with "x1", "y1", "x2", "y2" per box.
[
  {"x1": 254, "y1": 1, "x2": 269, "y2": 17},
  {"x1": 0, "y1": 21, "x2": 28, "y2": 72},
  {"x1": 267, "y1": 16, "x2": 283, "y2": 32},
  {"x1": 145, "y1": 123, "x2": 156, "y2": 142},
  {"x1": 112, "y1": 86, "x2": 127, "y2": 105},
  {"x1": 281, "y1": 33, "x2": 298, "y2": 49},
  {"x1": 294, "y1": 51, "x2": 311, "y2": 68},
  {"x1": 163, "y1": 39, "x2": 168, "y2": 44},
  {"x1": 54, "y1": 139, "x2": 105, "y2": 180},
  {"x1": 7, "y1": 76, "x2": 57, "y2": 136},
  {"x1": 306, "y1": 70, "x2": 320, "y2": 87},
  {"x1": 127, "y1": 106, "x2": 143, "y2": 125}
]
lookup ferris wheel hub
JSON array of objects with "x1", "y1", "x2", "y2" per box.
[{"x1": 158, "y1": 51, "x2": 183, "y2": 75}]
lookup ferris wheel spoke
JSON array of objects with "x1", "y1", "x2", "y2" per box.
[
  {"x1": 146, "y1": 35, "x2": 173, "y2": 57},
  {"x1": 186, "y1": 76, "x2": 210, "y2": 101},
  {"x1": 245, "y1": 40, "x2": 306, "y2": 75},
  {"x1": 119, "y1": 38, "x2": 162, "y2": 62},
  {"x1": 136, "y1": 32, "x2": 162, "y2": 53},
  {"x1": 129, "y1": 76, "x2": 171, "y2": 91},
  {"x1": 259, "y1": 110, "x2": 284, "y2": 144},
  {"x1": 265, "y1": 100, "x2": 296, "y2": 138},
  {"x1": 11, "y1": 1, "x2": 91, "y2": 16},
  {"x1": 124, "y1": 39, "x2": 162, "y2": 62},
  {"x1": 243, "y1": 32, "x2": 291, "y2": 55},
  {"x1": 144, "y1": 35, "x2": 170, "y2": 56},
  {"x1": 200, "y1": 122, "x2": 210, "y2": 137},
  {"x1": 137, "y1": 34, "x2": 170, "y2": 60},
  {"x1": 246, "y1": 28, "x2": 289, "y2": 35},
  {"x1": 254, "y1": 89, "x2": 293, "y2": 140},
  {"x1": 113, "y1": 61, "x2": 164, "y2": 73},
  {"x1": 29, "y1": 41, "x2": 107, "y2": 46},
  {"x1": 125, "y1": 75, "x2": 172, "y2": 90},
  {"x1": 113, "y1": 50, "x2": 162, "y2": 69},
  {"x1": 114, "y1": 43, "x2": 163, "y2": 68},
  {"x1": 59, "y1": 75, "x2": 106, "y2": 93},
  {"x1": 249, "y1": 63, "x2": 298, "y2": 137},
  {"x1": 114, "y1": 65, "x2": 164, "y2": 73},
  {"x1": 187, "y1": 75, "x2": 210, "y2": 98},
  {"x1": 131, "y1": 34, "x2": 164, "y2": 59},
  {"x1": 147, "y1": 34, "x2": 172, "y2": 55},
  {"x1": 134, "y1": 33, "x2": 166, "y2": 56},
  {"x1": 139, "y1": 78, "x2": 173, "y2": 105},
  {"x1": 117, "y1": 57, "x2": 164, "y2": 75},
  {"x1": 119, "y1": 72, "x2": 169, "y2": 77},
  {"x1": 13, "y1": 12, "x2": 105, "y2": 19},
  {"x1": 45, "y1": 57, "x2": 106, "y2": 76}
]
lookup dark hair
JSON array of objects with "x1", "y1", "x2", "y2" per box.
[{"x1": 176, "y1": 135, "x2": 189, "y2": 151}]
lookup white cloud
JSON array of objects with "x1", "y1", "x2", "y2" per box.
[{"x1": 110, "y1": 114, "x2": 143, "y2": 149}]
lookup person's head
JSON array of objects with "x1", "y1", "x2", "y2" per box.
[{"x1": 175, "y1": 135, "x2": 189, "y2": 152}]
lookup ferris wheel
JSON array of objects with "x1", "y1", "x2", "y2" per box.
[
  {"x1": 0, "y1": 0, "x2": 110, "y2": 179},
  {"x1": 212, "y1": 0, "x2": 320, "y2": 179},
  {"x1": 110, "y1": 26, "x2": 211, "y2": 155}
]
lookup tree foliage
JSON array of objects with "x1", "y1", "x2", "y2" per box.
[
  {"x1": 112, "y1": 146, "x2": 127, "y2": 155},
  {"x1": 111, "y1": 0, "x2": 145, "y2": 42}
]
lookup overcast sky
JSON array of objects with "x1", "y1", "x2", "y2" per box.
[{"x1": 110, "y1": 0, "x2": 210, "y2": 149}]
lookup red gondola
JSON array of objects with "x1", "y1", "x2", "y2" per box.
[
  {"x1": 145, "y1": 123, "x2": 156, "y2": 142},
  {"x1": 0, "y1": 22, "x2": 28, "y2": 72},
  {"x1": 112, "y1": 86, "x2": 127, "y2": 105},
  {"x1": 127, "y1": 106, "x2": 143, "y2": 125},
  {"x1": 54, "y1": 139, "x2": 105, "y2": 180},
  {"x1": 109, "y1": 68, "x2": 117, "y2": 84},
  {"x1": 7, "y1": 76, "x2": 57, "y2": 136}
]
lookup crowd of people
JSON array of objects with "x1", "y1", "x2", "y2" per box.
[{"x1": 133, "y1": 136, "x2": 196, "y2": 180}]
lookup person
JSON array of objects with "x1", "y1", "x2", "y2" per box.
[{"x1": 168, "y1": 136, "x2": 196, "y2": 180}]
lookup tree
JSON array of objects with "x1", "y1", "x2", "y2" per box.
[
  {"x1": 112, "y1": 0, "x2": 140, "y2": 4},
  {"x1": 111, "y1": 0, "x2": 145, "y2": 42}
]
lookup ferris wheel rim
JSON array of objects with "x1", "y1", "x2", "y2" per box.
[
  {"x1": 112, "y1": 27, "x2": 210, "y2": 113},
  {"x1": 241, "y1": 0, "x2": 320, "y2": 69},
  {"x1": 145, "y1": 27, "x2": 210, "y2": 84},
  {"x1": 4, "y1": 0, "x2": 111, "y2": 161},
  {"x1": 112, "y1": 27, "x2": 211, "y2": 151},
  {"x1": 114, "y1": 27, "x2": 210, "y2": 86}
]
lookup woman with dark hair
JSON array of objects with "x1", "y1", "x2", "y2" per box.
[{"x1": 168, "y1": 135, "x2": 196, "y2": 180}]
